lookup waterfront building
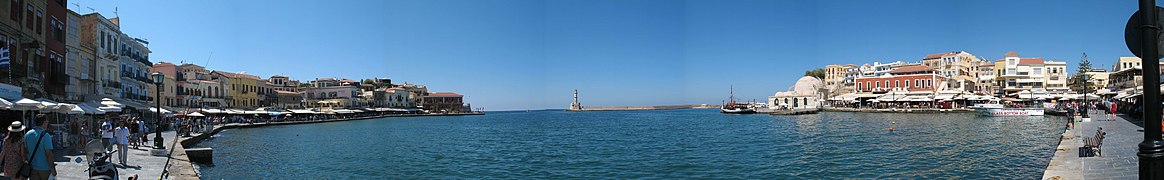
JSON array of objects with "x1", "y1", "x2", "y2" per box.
[
  {"x1": 211, "y1": 71, "x2": 262, "y2": 109},
  {"x1": 0, "y1": 0, "x2": 50, "y2": 99},
  {"x1": 1108, "y1": 57, "x2": 1164, "y2": 95},
  {"x1": 302, "y1": 81, "x2": 359, "y2": 109},
  {"x1": 65, "y1": 9, "x2": 97, "y2": 102},
  {"x1": 843, "y1": 64, "x2": 860, "y2": 91},
  {"x1": 373, "y1": 87, "x2": 409, "y2": 108},
  {"x1": 1072, "y1": 68, "x2": 1110, "y2": 93},
  {"x1": 824, "y1": 64, "x2": 845, "y2": 88},
  {"x1": 41, "y1": 0, "x2": 66, "y2": 100},
  {"x1": 854, "y1": 65, "x2": 945, "y2": 93},
  {"x1": 272, "y1": 90, "x2": 302, "y2": 109},
  {"x1": 860, "y1": 61, "x2": 907, "y2": 78},
  {"x1": 921, "y1": 51, "x2": 984, "y2": 93},
  {"x1": 976, "y1": 61, "x2": 996, "y2": 95},
  {"x1": 267, "y1": 75, "x2": 298, "y2": 92},
  {"x1": 993, "y1": 52, "x2": 1068, "y2": 95},
  {"x1": 79, "y1": 13, "x2": 122, "y2": 101},
  {"x1": 768, "y1": 76, "x2": 823, "y2": 109},
  {"x1": 114, "y1": 19, "x2": 153, "y2": 109},
  {"x1": 399, "y1": 83, "x2": 428, "y2": 107},
  {"x1": 179, "y1": 79, "x2": 224, "y2": 109},
  {"x1": 149, "y1": 62, "x2": 178, "y2": 107},
  {"x1": 421, "y1": 92, "x2": 465, "y2": 113}
]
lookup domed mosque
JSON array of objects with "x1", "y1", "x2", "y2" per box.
[{"x1": 768, "y1": 76, "x2": 824, "y2": 110}]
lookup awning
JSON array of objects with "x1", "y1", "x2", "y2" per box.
[
  {"x1": 187, "y1": 112, "x2": 206, "y2": 117},
  {"x1": 200, "y1": 109, "x2": 226, "y2": 114},
  {"x1": 934, "y1": 94, "x2": 955, "y2": 101},
  {"x1": 876, "y1": 94, "x2": 907, "y2": 102},
  {"x1": 288, "y1": 109, "x2": 317, "y2": 114},
  {"x1": 66, "y1": 105, "x2": 84, "y2": 115},
  {"x1": 12, "y1": 98, "x2": 45, "y2": 111},
  {"x1": 100, "y1": 98, "x2": 124, "y2": 108},
  {"x1": 76, "y1": 103, "x2": 105, "y2": 115},
  {"x1": 226, "y1": 109, "x2": 245, "y2": 114},
  {"x1": 0, "y1": 98, "x2": 11, "y2": 109}
]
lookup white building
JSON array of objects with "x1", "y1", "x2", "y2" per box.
[{"x1": 768, "y1": 76, "x2": 823, "y2": 109}]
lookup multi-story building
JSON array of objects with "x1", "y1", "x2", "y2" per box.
[
  {"x1": 211, "y1": 71, "x2": 261, "y2": 109},
  {"x1": 79, "y1": 13, "x2": 121, "y2": 101},
  {"x1": 0, "y1": 0, "x2": 49, "y2": 99},
  {"x1": 399, "y1": 83, "x2": 427, "y2": 107},
  {"x1": 179, "y1": 79, "x2": 224, "y2": 108},
  {"x1": 1108, "y1": 57, "x2": 1164, "y2": 92},
  {"x1": 1044, "y1": 60, "x2": 1069, "y2": 93},
  {"x1": 855, "y1": 65, "x2": 945, "y2": 93},
  {"x1": 272, "y1": 90, "x2": 302, "y2": 109},
  {"x1": 65, "y1": 9, "x2": 97, "y2": 102},
  {"x1": 267, "y1": 75, "x2": 298, "y2": 92},
  {"x1": 975, "y1": 62, "x2": 996, "y2": 94},
  {"x1": 860, "y1": 61, "x2": 907, "y2": 78},
  {"x1": 116, "y1": 26, "x2": 152, "y2": 107},
  {"x1": 824, "y1": 64, "x2": 845, "y2": 88},
  {"x1": 922, "y1": 51, "x2": 983, "y2": 92},
  {"x1": 422, "y1": 92, "x2": 465, "y2": 113},
  {"x1": 149, "y1": 62, "x2": 178, "y2": 107},
  {"x1": 1074, "y1": 69, "x2": 1110, "y2": 92},
  {"x1": 41, "y1": 0, "x2": 66, "y2": 100},
  {"x1": 302, "y1": 84, "x2": 358, "y2": 108},
  {"x1": 373, "y1": 87, "x2": 409, "y2": 108},
  {"x1": 843, "y1": 64, "x2": 860, "y2": 89},
  {"x1": 994, "y1": 52, "x2": 1068, "y2": 94}
]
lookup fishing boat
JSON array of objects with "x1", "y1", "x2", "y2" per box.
[
  {"x1": 970, "y1": 101, "x2": 1044, "y2": 116},
  {"x1": 721, "y1": 85, "x2": 756, "y2": 114}
]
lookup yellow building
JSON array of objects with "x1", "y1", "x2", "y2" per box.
[{"x1": 211, "y1": 71, "x2": 262, "y2": 109}]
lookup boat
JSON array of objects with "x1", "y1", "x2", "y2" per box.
[
  {"x1": 970, "y1": 101, "x2": 1044, "y2": 116},
  {"x1": 721, "y1": 85, "x2": 756, "y2": 114}
]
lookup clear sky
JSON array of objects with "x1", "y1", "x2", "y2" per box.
[{"x1": 70, "y1": 0, "x2": 1151, "y2": 111}]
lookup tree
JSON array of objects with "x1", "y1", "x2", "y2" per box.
[
  {"x1": 804, "y1": 68, "x2": 826, "y2": 79},
  {"x1": 1070, "y1": 53, "x2": 1096, "y2": 92}
]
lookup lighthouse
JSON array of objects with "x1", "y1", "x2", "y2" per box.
[{"x1": 569, "y1": 89, "x2": 583, "y2": 111}]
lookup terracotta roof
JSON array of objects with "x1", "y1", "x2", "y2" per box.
[
  {"x1": 274, "y1": 90, "x2": 298, "y2": 94},
  {"x1": 212, "y1": 71, "x2": 261, "y2": 80},
  {"x1": 426, "y1": 92, "x2": 463, "y2": 97},
  {"x1": 889, "y1": 65, "x2": 935, "y2": 74},
  {"x1": 1018, "y1": 58, "x2": 1044, "y2": 65},
  {"x1": 923, "y1": 52, "x2": 956, "y2": 59},
  {"x1": 1004, "y1": 51, "x2": 1020, "y2": 57}
]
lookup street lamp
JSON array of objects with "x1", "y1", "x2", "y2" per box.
[
  {"x1": 1080, "y1": 74, "x2": 1090, "y2": 120},
  {"x1": 151, "y1": 72, "x2": 166, "y2": 149}
]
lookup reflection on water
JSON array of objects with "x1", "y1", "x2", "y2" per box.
[{"x1": 196, "y1": 109, "x2": 1065, "y2": 179}]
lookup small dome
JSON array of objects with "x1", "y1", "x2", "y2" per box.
[{"x1": 774, "y1": 76, "x2": 823, "y2": 97}]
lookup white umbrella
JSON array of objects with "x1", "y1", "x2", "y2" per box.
[
  {"x1": 99, "y1": 106, "x2": 122, "y2": 113},
  {"x1": 12, "y1": 98, "x2": 44, "y2": 111},
  {"x1": 66, "y1": 105, "x2": 84, "y2": 115},
  {"x1": 187, "y1": 112, "x2": 206, "y2": 117},
  {"x1": 100, "y1": 98, "x2": 124, "y2": 108},
  {"x1": 0, "y1": 98, "x2": 11, "y2": 109}
]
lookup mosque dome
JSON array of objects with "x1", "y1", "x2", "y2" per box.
[{"x1": 774, "y1": 76, "x2": 823, "y2": 97}]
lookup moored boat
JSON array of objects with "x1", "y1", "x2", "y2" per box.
[
  {"x1": 971, "y1": 102, "x2": 1044, "y2": 116},
  {"x1": 721, "y1": 85, "x2": 756, "y2": 114}
]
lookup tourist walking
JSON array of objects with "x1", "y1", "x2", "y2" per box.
[
  {"x1": 25, "y1": 114, "x2": 56, "y2": 180},
  {"x1": 1, "y1": 121, "x2": 27, "y2": 179},
  {"x1": 129, "y1": 119, "x2": 140, "y2": 149},
  {"x1": 137, "y1": 119, "x2": 147, "y2": 145},
  {"x1": 1108, "y1": 101, "x2": 1117, "y2": 121},
  {"x1": 114, "y1": 121, "x2": 131, "y2": 165},
  {"x1": 101, "y1": 120, "x2": 113, "y2": 152}
]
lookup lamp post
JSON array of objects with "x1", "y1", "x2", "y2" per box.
[
  {"x1": 1081, "y1": 74, "x2": 1090, "y2": 120},
  {"x1": 151, "y1": 72, "x2": 166, "y2": 149}
]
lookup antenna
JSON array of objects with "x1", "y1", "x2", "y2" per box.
[
  {"x1": 86, "y1": 7, "x2": 95, "y2": 13},
  {"x1": 71, "y1": 3, "x2": 80, "y2": 11},
  {"x1": 204, "y1": 52, "x2": 213, "y2": 69},
  {"x1": 114, "y1": 7, "x2": 118, "y2": 17}
]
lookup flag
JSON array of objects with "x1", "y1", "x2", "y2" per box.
[{"x1": 0, "y1": 45, "x2": 9, "y2": 68}]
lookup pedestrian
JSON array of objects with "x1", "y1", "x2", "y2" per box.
[
  {"x1": 129, "y1": 118, "x2": 140, "y2": 149},
  {"x1": 1108, "y1": 101, "x2": 1118, "y2": 121},
  {"x1": 68, "y1": 119, "x2": 80, "y2": 153},
  {"x1": 25, "y1": 114, "x2": 56, "y2": 180},
  {"x1": 101, "y1": 120, "x2": 113, "y2": 152},
  {"x1": 1, "y1": 121, "x2": 27, "y2": 180},
  {"x1": 137, "y1": 119, "x2": 147, "y2": 145},
  {"x1": 114, "y1": 121, "x2": 130, "y2": 166}
]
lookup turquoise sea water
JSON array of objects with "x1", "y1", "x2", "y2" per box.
[{"x1": 195, "y1": 109, "x2": 1066, "y2": 179}]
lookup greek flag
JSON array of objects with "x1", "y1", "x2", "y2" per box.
[{"x1": 0, "y1": 45, "x2": 8, "y2": 68}]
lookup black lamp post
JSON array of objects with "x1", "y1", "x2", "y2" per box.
[
  {"x1": 151, "y1": 72, "x2": 166, "y2": 149},
  {"x1": 1081, "y1": 74, "x2": 1090, "y2": 119}
]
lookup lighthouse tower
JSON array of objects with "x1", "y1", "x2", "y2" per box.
[{"x1": 569, "y1": 89, "x2": 583, "y2": 111}]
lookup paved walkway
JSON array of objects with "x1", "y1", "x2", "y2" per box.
[
  {"x1": 55, "y1": 131, "x2": 190, "y2": 180},
  {"x1": 1043, "y1": 110, "x2": 1145, "y2": 180}
]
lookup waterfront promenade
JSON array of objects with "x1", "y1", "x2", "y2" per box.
[
  {"x1": 1043, "y1": 110, "x2": 1144, "y2": 180},
  {"x1": 55, "y1": 130, "x2": 199, "y2": 180}
]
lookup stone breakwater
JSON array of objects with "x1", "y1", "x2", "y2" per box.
[
  {"x1": 568, "y1": 104, "x2": 718, "y2": 111},
  {"x1": 172, "y1": 112, "x2": 486, "y2": 178}
]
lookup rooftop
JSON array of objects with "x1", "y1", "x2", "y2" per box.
[
  {"x1": 211, "y1": 71, "x2": 261, "y2": 80},
  {"x1": 889, "y1": 65, "x2": 935, "y2": 74},
  {"x1": 923, "y1": 52, "x2": 957, "y2": 59},
  {"x1": 427, "y1": 92, "x2": 464, "y2": 97},
  {"x1": 1004, "y1": 51, "x2": 1020, "y2": 57},
  {"x1": 1018, "y1": 58, "x2": 1044, "y2": 65}
]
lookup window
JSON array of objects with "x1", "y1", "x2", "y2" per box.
[
  {"x1": 1033, "y1": 68, "x2": 1042, "y2": 75},
  {"x1": 35, "y1": 10, "x2": 41, "y2": 34},
  {"x1": 894, "y1": 80, "x2": 899, "y2": 88},
  {"x1": 904, "y1": 80, "x2": 910, "y2": 88},
  {"x1": 9, "y1": 0, "x2": 18, "y2": 21},
  {"x1": 876, "y1": 81, "x2": 881, "y2": 88},
  {"x1": 24, "y1": 3, "x2": 31, "y2": 29},
  {"x1": 1008, "y1": 59, "x2": 1015, "y2": 65}
]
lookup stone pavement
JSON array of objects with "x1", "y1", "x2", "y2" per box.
[
  {"x1": 1043, "y1": 110, "x2": 1145, "y2": 180},
  {"x1": 54, "y1": 131, "x2": 192, "y2": 180}
]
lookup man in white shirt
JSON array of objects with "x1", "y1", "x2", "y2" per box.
[
  {"x1": 113, "y1": 122, "x2": 131, "y2": 165},
  {"x1": 101, "y1": 120, "x2": 113, "y2": 152}
]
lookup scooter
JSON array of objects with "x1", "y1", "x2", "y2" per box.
[{"x1": 84, "y1": 139, "x2": 118, "y2": 180}]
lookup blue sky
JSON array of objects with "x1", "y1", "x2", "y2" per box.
[{"x1": 71, "y1": 0, "x2": 1148, "y2": 111}]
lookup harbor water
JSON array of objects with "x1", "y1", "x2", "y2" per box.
[{"x1": 195, "y1": 109, "x2": 1067, "y2": 179}]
